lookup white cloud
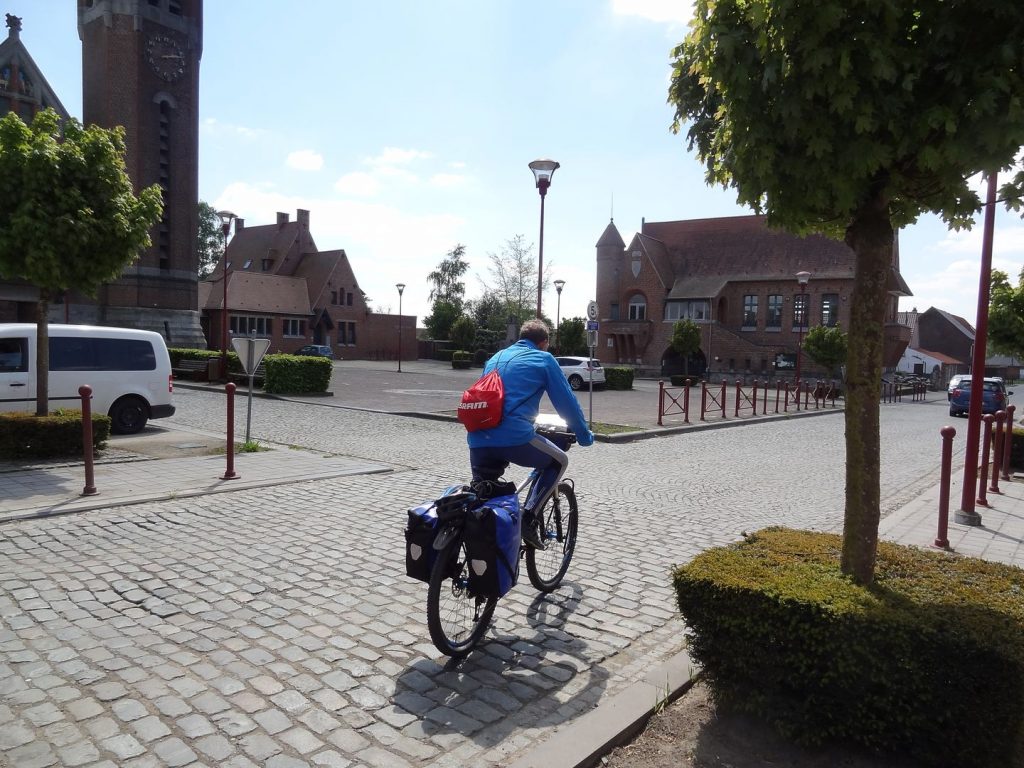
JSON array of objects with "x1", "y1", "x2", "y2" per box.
[
  {"x1": 200, "y1": 117, "x2": 264, "y2": 140},
  {"x1": 430, "y1": 173, "x2": 467, "y2": 189},
  {"x1": 334, "y1": 172, "x2": 382, "y2": 197},
  {"x1": 286, "y1": 149, "x2": 324, "y2": 172},
  {"x1": 364, "y1": 147, "x2": 433, "y2": 167},
  {"x1": 612, "y1": 0, "x2": 693, "y2": 26}
]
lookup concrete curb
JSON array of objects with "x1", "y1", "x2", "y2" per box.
[{"x1": 506, "y1": 647, "x2": 699, "y2": 768}]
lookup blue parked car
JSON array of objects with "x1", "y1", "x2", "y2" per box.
[{"x1": 948, "y1": 377, "x2": 1012, "y2": 417}]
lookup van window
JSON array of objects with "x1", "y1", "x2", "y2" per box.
[
  {"x1": 0, "y1": 337, "x2": 28, "y2": 372},
  {"x1": 50, "y1": 337, "x2": 157, "y2": 371}
]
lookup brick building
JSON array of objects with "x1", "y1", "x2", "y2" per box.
[
  {"x1": 199, "y1": 209, "x2": 416, "y2": 360},
  {"x1": 595, "y1": 215, "x2": 912, "y2": 380},
  {"x1": 0, "y1": 13, "x2": 70, "y2": 323}
]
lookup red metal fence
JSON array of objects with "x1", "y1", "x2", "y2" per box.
[{"x1": 657, "y1": 379, "x2": 843, "y2": 426}]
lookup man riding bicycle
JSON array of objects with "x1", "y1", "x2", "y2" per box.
[{"x1": 467, "y1": 319, "x2": 595, "y2": 550}]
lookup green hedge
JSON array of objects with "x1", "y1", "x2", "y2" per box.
[
  {"x1": 1011, "y1": 426, "x2": 1023, "y2": 470},
  {"x1": 674, "y1": 528, "x2": 1024, "y2": 768},
  {"x1": 604, "y1": 366, "x2": 634, "y2": 390},
  {"x1": 452, "y1": 350, "x2": 473, "y2": 370},
  {"x1": 263, "y1": 355, "x2": 331, "y2": 394},
  {"x1": 0, "y1": 410, "x2": 110, "y2": 460}
]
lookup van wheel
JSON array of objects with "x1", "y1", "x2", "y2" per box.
[{"x1": 110, "y1": 396, "x2": 149, "y2": 434}]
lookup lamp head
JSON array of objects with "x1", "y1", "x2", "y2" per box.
[
  {"x1": 216, "y1": 210, "x2": 237, "y2": 239},
  {"x1": 396, "y1": 283, "x2": 405, "y2": 296},
  {"x1": 796, "y1": 270, "x2": 811, "y2": 286},
  {"x1": 553, "y1": 279, "x2": 565, "y2": 294},
  {"x1": 529, "y1": 159, "x2": 560, "y2": 193}
]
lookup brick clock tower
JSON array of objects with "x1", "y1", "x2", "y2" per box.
[{"x1": 75, "y1": 0, "x2": 206, "y2": 346}]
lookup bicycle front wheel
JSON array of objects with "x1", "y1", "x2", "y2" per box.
[
  {"x1": 426, "y1": 534, "x2": 497, "y2": 657},
  {"x1": 526, "y1": 482, "x2": 578, "y2": 593}
]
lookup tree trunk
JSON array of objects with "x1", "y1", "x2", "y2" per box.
[
  {"x1": 841, "y1": 191, "x2": 892, "y2": 585},
  {"x1": 35, "y1": 291, "x2": 50, "y2": 417}
]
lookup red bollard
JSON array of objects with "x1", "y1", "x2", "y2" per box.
[
  {"x1": 990, "y1": 411, "x2": 1005, "y2": 494},
  {"x1": 977, "y1": 414, "x2": 994, "y2": 507},
  {"x1": 700, "y1": 381, "x2": 708, "y2": 421},
  {"x1": 222, "y1": 382, "x2": 239, "y2": 480},
  {"x1": 935, "y1": 425, "x2": 956, "y2": 549},
  {"x1": 657, "y1": 380, "x2": 664, "y2": 427},
  {"x1": 683, "y1": 379, "x2": 691, "y2": 423},
  {"x1": 79, "y1": 385, "x2": 97, "y2": 496},
  {"x1": 1002, "y1": 403, "x2": 1016, "y2": 481}
]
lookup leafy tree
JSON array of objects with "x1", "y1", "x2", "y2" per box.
[
  {"x1": 427, "y1": 244, "x2": 470, "y2": 311},
  {"x1": 0, "y1": 109, "x2": 162, "y2": 415},
  {"x1": 670, "y1": 319, "x2": 702, "y2": 375},
  {"x1": 467, "y1": 291, "x2": 511, "y2": 335},
  {"x1": 424, "y1": 300, "x2": 461, "y2": 340},
  {"x1": 803, "y1": 325, "x2": 848, "y2": 378},
  {"x1": 988, "y1": 268, "x2": 1024, "y2": 360},
  {"x1": 480, "y1": 234, "x2": 544, "y2": 324},
  {"x1": 556, "y1": 317, "x2": 588, "y2": 356},
  {"x1": 669, "y1": 0, "x2": 1024, "y2": 584},
  {"x1": 450, "y1": 315, "x2": 476, "y2": 351},
  {"x1": 196, "y1": 201, "x2": 223, "y2": 279}
]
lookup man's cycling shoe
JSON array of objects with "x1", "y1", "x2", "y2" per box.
[{"x1": 521, "y1": 516, "x2": 546, "y2": 550}]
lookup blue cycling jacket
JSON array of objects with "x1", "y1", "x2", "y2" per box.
[{"x1": 466, "y1": 340, "x2": 590, "y2": 448}]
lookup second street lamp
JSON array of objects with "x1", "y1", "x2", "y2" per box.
[
  {"x1": 794, "y1": 270, "x2": 811, "y2": 390},
  {"x1": 396, "y1": 283, "x2": 405, "y2": 373},
  {"x1": 553, "y1": 279, "x2": 565, "y2": 352},
  {"x1": 529, "y1": 159, "x2": 559, "y2": 319},
  {"x1": 216, "y1": 210, "x2": 237, "y2": 379}
]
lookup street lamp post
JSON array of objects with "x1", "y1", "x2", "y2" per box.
[
  {"x1": 794, "y1": 270, "x2": 811, "y2": 389},
  {"x1": 553, "y1": 279, "x2": 565, "y2": 352},
  {"x1": 396, "y1": 283, "x2": 405, "y2": 373},
  {"x1": 529, "y1": 159, "x2": 559, "y2": 319},
  {"x1": 217, "y1": 210, "x2": 237, "y2": 379}
]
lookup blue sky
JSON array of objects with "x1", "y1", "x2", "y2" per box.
[{"x1": 9, "y1": 0, "x2": 1024, "y2": 327}]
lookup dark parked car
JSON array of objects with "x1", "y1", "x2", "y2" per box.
[
  {"x1": 295, "y1": 344, "x2": 334, "y2": 358},
  {"x1": 948, "y1": 377, "x2": 1012, "y2": 417}
]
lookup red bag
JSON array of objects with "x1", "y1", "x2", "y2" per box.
[{"x1": 458, "y1": 370, "x2": 504, "y2": 432}]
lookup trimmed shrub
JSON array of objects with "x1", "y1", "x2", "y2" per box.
[
  {"x1": 452, "y1": 351, "x2": 473, "y2": 370},
  {"x1": 1011, "y1": 426, "x2": 1023, "y2": 470},
  {"x1": 604, "y1": 366, "x2": 634, "y2": 390},
  {"x1": 434, "y1": 348, "x2": 455, "y2": 362},
  {"x1": 0, "y1": 410, "x2": 110, "y2": 460},
  {"x1": 263, "y1": 355, "x2": 331, "y2": 394},
  {"x1": 673, "y1": 528, "x2": 1024, "y2": 768},
  {"x1": 473, "y1": 349, "x2": 489, "y2": 367}
]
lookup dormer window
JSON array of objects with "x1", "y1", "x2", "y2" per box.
[{"x1": 243, "y1": 260, "x2": 252, "y2": 269}]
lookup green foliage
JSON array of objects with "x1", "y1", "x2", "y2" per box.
[
  {"x1": 674, "y1": 528, "x2": 1024, "y2": 767},
  {"x1": 1011, "y1": 426, "x2": 1024, "y2": 471},
  {"x1": 670, "y1": 319, "x2": 701, "y2": 358},
  {"x1": 427, "y1": 244, "x2": 470, "y2": 311},
  {"x1": 424, "y1": 300, "x2": 462, "y2": 340},
  {"x1": 555, "y1": 317, "x2": 587, "y2": 356},
  {"x1": 802, "y1": 324, "x2": 848, "y2": 376},
  {"x1": 989, "y1": 269, "x2": 1024, "y2": 359},
  {"x1": 450, "y1": 315, "x2": 476, "y2": 351},
  {"x1": 0, "y1": 410, "x2": 110, "y2": 459},
  {"x1": 196, "y1": 201, "x2": 223, "y2": 279},
  {"x1": 604, "y1": 367, "x2": 634, "y2": 390},
  {"x1": 482, "y1": 235, "x2": 540, "y2": 323},
  {"x1": 467, "y1": 291, "x2": 513, "y2": 336},
  {"x1": 263, "y1": 355, "x2": 331, "y2": 394},
  {"x1": 0, "y1": 109, "x2": 163, "y2": 416},
  {"x1": 473, "y1": 328, "x2": 502, "y2": 354},
  {"x1": 451, "y1": 350, "x2": 473, "y2": 369},
  {"x1": 667, "y1": 0, "x2": 1024, "y2": 584}
]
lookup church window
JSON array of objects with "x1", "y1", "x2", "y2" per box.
[
  {"x1": 742, "y1": 295, "x2": 758, "y2": 328},
  {"x1": 610, "y1": 303, "x2": 620, "y2": 320},
  {"x1": 628, "y1": 295, "x2": 646, "y2": 320},
  {"x1": 766, "y1": 295, "x2": 783, "y2": 328}
]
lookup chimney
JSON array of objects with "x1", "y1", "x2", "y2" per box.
[
  {"x1": 296, "y1": 209, "x2": 310, "y2": 229},
  {"x1": 276, "y1": 212, "x2": 289, "y2": 227},
  {"x1": 234, "y1": 218, "x2": 245, "y2": 231}
]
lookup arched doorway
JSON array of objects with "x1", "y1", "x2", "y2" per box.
[{"x1": 660, "y1": 346, "x2": 707, "y2": 378}]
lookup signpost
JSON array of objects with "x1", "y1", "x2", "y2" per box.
[
  {"x1": 585, "y1": 302, "x2": 598, "y2": 427},
  {"x1": 231, "y1": 336, "x2": 271, "y2": 443}
]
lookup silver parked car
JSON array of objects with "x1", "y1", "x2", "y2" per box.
[{"x1": 556, "y1": 356, "x2": 606, "y2": 390}]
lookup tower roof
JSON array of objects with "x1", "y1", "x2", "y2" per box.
[
  {"x1": 596, "y1": 219, "x2": 625, "y2": 248},
  {"x1": 0, "y1": 14, "x2": 70, "y2": 121}
]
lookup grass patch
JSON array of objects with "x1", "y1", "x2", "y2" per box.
[{"x1": 591, "y1": 421, "x2": 638, "y2": 435}]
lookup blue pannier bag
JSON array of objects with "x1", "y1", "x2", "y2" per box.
[
  {"x1": 405, "y1": 485, "x2": 467, "y2": 583},
  {"x1": 463, "y1": 494, "x2": 521, "y2": 598}
]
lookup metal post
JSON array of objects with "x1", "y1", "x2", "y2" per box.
[
  {"x1": 79, "y1": 385, "x2": 97, "y2": 496},
  {"x1": 396, "y1": 283, "x2": 405, "y2": 373},
  {"x1": 990, "y1": 411, "x2": 1005, "y2": 495},
  {"x1": 223, "y1": 382, "x2": 239, "y2": 480},
  {"x1": 683, "y1": 379, "x2": 690, "y2": 423},
  {"x1": 245, "y1": 342, "x2": 255, "y2": 444},
  {"x1": 587, "y1": 346, "x2": 594, "y2": 427},
  {"x1": 934, "y1": 425, "x2": 956, "y2": 549},
  {"x1": 1001, "y1": 403, "x2": 1016, "y2": 480},
  {"x1": 657, "y1": 380, "x2": 664, "y2": 427},
  {"x1": 977, "y1": 414, "x2": 994, "y2": 507}
]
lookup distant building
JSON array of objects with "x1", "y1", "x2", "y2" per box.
[
  {"x1": 595, "y1": 215, "x2": 912, "y2": 379},
  {"x1": 199, "y1": 209, "x2": 416, "y2": 360}
]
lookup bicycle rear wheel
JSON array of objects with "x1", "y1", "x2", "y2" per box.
[
  {"x1": 426, "y1": 533, "x2": 497, "y2": 657},
  {"x1": 525, "y1": 482, "x2": 578, "y2": 592}
]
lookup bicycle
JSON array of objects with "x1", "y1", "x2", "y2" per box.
[{"x1": 425, "y1": 416, "x2": 579, "y2": 657}]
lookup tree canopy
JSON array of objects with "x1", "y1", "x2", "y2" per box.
[
  {"x1": 481, "y1": 234, "x2": 542, "y2": 326},
  {"x1": 670, "y1": 319, "x2": 702, "y2": 375},
  {"x1": 802, "y1": 325, "x2": 848, "y2": 378},
  {"x1": 0, "y1": 109, "x2": 163, "y2": 414},
  {"x1": 196, "y1": 201, "x2": 222, "y2": 279},
  {"x1": 988, "y1": 268, "x2": 1024, "y2": 360},
  {"x1": 669, "y1": 0, "x2": 1024, "y2": 584},
  {"x1": 427, "y1": 244, "x2": 469, "y2": 311}
]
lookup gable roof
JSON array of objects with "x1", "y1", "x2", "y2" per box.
[
  {"x1": 0, "y1": 15, "x2": 69, "y2": 119},
  {"x1": 925, "y1": 307, "x2": 975, "y2": 339},
  {"x1": 200, "y1": 272, "x2": 311, "y2": 315}
]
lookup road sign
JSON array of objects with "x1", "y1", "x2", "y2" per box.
[
  {"x1": 232, "y1": 337, "x2": 271, "y2": 374},
  {"x1": 586, "y1": 320, "x2": 599, "y2": 331},
  {"x1": 586, "y1": 300, "x2": 599, "y2": 321},
  {"x1": 586, "y1": 330, "x2": 598, "y2": 348}
]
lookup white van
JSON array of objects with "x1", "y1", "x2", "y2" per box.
[{"x1": 0, "y1": 323, "x2": 175, "y2": 434}]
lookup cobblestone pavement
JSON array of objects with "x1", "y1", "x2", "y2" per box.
[{"x1": 0, "y1": 390, "x2": 967, "y2": 768}]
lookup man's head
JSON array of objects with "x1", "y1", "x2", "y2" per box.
[{"x1": 519, "y1": 319, "x2": 550, "y2": 348}]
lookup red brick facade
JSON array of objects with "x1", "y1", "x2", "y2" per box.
[{"x1": 595, "y1": 215, "x2": 911, "y2": 379}]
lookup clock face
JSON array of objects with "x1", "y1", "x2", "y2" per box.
[{"x1": 146, "y1": 35, "x2": 185, "y2": 82}]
